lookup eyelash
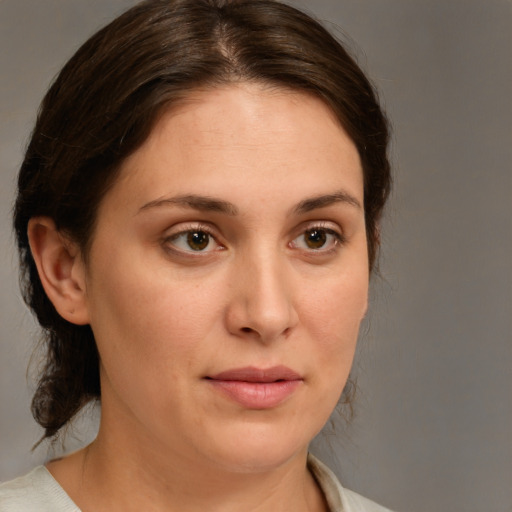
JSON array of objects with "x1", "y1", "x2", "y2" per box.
[
  {"x1": 162, "y1": 222, "x2": 345, "y2": 257},
  {"x1": 289, "y1": 224, "x2": 345, "y2": 254},
  {"x1": 163, "y1": 223, "x2": 223, "y2": 256}
]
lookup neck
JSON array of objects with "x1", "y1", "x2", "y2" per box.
[{"x1": 47, "y1": 422, "x2": 327, "y2": 512}]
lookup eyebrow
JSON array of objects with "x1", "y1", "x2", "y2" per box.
[
  {"x1": 138, "y1": 194, "x2": 239, "y2": 215},
  {"x1": 138, "y1": 189, "x2": 361, "y2": 216},
  {"x1": 292, "y1": 190, "x2": 362, "y2": 214}
]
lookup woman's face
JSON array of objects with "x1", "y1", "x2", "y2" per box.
[{"x1": 81, "y1": 84, "x2": 368, "y2": 472}]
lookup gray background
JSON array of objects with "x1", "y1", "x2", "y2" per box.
[{"x1": 1, "y1": 1, "x2": 511, "y2": 511}]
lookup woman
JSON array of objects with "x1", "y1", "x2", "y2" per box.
[{"x1": 1, "y1": 0, "x2": 392, "y2": 510}]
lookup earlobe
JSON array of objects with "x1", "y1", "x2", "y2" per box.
[{"x1": 27, "y1": 217, "x2": 90, "y2": 325}]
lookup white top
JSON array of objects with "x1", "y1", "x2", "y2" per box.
[{"x1": 0, "y1": 455, "x2": 393, "y2": 512}]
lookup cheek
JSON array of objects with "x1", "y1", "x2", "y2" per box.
[
  {"x1": 301, "y1": 267, "x2": 368, "y2": 373},
  {"x1": 86, "y1": 254, "x2": 225, "y2": 379},
  {"x1": 307, "y1": 269, "x2": 367, "y2": 331}
]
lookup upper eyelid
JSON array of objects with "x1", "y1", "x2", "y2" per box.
[
  {"x1": 292, "y1": 221, "x2": 347, "y2": 249},
  {"x1": 161, "y1": 222, "x2": 222, "y2": 250},
  {"x1": 164, "y1": 221, "x2": 218, "y2": 238},
  {"x1": 162, "y1": 226, "x2": 223, "y2": 256},
  {"x1": 161, "y1": 219, "x2": 344, "y2": 242},
  {"x1": 292, "y1": 227, "x2": 343, "y2": 244},
  {"x1": 293, "y1": 220, "x2": 343, "y2": 236}
]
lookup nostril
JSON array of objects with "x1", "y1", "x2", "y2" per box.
[{"x1": 241, "y1": 327, "x2": 253, "y2": 333}]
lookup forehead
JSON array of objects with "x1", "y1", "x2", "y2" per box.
[
  {"x1": 107, "y1": 83, "x2": 363, "y2": 214},
  {"x1": 150, "y1": 84, "x2": 352, "y2": 154}
]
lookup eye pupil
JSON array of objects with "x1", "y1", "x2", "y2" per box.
[
  {"x1": 305, "y1": 229, "x2": 327, "y2": 249},
  {"x1": 187, "y1": 231, "x2": 210, "y2": 251}
]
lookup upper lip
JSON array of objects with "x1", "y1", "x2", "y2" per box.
[{"x1": 207, "y1": 366, "x2": 302, "y2": 383}]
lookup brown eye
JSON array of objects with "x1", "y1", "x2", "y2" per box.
[
  {"x1": 187, "y1": 231, "x2": 210, "y2": 251},
  {"x1": 304, "y1": 229, "x2": 327, "y2": 249},
  {"x1": 167, "y1": 229, "x2": 218, "y2": 253},
  {"x1": 291, "y1": 226, "x2": 342, "y2": 252}
]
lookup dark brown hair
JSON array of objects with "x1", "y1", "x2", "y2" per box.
[{"x1": 14, "y1": 0, "x2": 391, "y2": 441}]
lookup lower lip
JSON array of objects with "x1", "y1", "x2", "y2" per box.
[{"x1": 207, "y1": 379, "x2": 302, "y2": 409}]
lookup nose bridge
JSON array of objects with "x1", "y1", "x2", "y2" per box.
[{"x1": 227, "y1": 243, "x2": 297, "y2": 342}]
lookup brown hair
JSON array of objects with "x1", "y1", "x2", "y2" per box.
[{"x1": 14, "y1": 0, "x2": 391, "y2": 441}]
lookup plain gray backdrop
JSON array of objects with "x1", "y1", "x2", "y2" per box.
[{"x1": 1, "y1": 1, "x2": 511, "y2": 511}]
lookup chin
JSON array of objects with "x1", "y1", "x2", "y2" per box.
[{"x1": 198, "y1": 423, "x2": 312, "y2": 474}]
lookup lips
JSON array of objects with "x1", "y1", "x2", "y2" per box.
[{"x1": 206, "y1": 366, "x2": 303, "y2": 409}]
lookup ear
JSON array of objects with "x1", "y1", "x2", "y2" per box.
[{"x1": 27, "y1": 217, "x2": 90, "y2": 325}]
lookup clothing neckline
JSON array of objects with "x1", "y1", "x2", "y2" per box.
[{"x1": 6, "y1": 454, "x2": 349, "y2": 512}]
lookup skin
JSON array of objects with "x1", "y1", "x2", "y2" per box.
[{"x1": 30, "y1": 83, "x2": 369, "y2": 512}]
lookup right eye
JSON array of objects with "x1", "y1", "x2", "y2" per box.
[{"x1": 166, "y1": 229, "x2": 220, "y2": 253}]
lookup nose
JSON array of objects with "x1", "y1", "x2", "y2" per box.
[{"x1": 225, "y1": 251, "x2": 299, "y2": 344}]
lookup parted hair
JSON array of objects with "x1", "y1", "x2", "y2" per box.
[{"x1": 13, "y1": 0, "x2": 391, "y2": 442}]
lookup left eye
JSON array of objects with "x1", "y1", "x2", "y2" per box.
[
  {"x1": 291, "y1": 228, "x2": 340, "y2": 251},
  {"x1": 167, "y1": 230, "x2": 218, "y2": 252}
]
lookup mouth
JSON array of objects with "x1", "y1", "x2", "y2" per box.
[
  {"x1": 208, "y1": 366, "x2": 302, "y2": 383},
  {"x1": 205, "y1": 366, "x2": 303, "y2": 409}
]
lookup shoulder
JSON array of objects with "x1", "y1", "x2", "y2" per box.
[
  {"x1": 341, "y1": 488, "x2": 394, "y2": 512},
  {"x1": 0, "y1": 466, "x2": 80, "y2": 512},
  {"x1": 308, "y1": 454, "x2": 394, "y2": 512}
]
